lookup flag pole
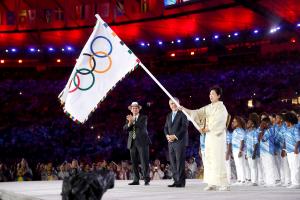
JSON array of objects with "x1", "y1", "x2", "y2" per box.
[{"x1": 139, "y1": 63, "x2": 201, "y2": 131}]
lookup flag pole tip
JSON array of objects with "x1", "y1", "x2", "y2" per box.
[{"x1": 95, "y1": 14, "x2": 100, "y2": 20}]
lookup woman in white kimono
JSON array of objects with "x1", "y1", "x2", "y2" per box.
[{"x1": 182, "y1": 86, "x2": 229, "y2": 191}]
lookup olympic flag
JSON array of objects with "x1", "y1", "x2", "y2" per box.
[
  {"x1": 58, "y1": 14, "x2": 140, "y2": 123},
  {"x1": 59, "y1": 14, "x2": 201, "y2": 130}
]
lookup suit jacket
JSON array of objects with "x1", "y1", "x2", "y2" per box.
[
  {"x1": 164, "y1": 111, "x2": 189, "y2": 146},
  {"x1": 123, "y1": 114, "x2": 151, "y2": 149}
]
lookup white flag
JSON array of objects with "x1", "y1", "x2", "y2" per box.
[{"x1": 59, "y1": 14, "x2": 140, "y2": 123}]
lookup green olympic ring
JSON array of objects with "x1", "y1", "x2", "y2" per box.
[{"x1": 73, "y1": 68, "x2": 95, "y2": 91}]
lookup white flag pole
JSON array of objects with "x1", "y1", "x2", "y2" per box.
[{"x1": 139, "y1": 63, "x2": 201, "y2": 131}]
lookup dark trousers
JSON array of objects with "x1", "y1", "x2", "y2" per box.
[
  {"x1": 130, "y1": 140, "x2": 150, "y2": 182},
  {"x1": 169, "y1": 142, "x2": 186, "y2": 185}
]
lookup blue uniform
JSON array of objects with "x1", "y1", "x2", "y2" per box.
[
  {"x1": 200, "y1": 134, "x2": 206, "y2": 151},
  {"x1": 226, "y1": 130, "x2": 232, "y2": 145},
  {"x1": 273, "y1": 124, "x2": 286, "y2": 153},
  {"x1": 232, "y1": 128, "x2": 246, "y2": 151},
  {"x1": 284, "y1": 126, "x2": 300, "y2": 153},
  {"x1": 260, "y1": 127, "x2": 275, "y2": 155},
  {"x1": 246, "y1": 128, "x2": 259, "y2": 157}
]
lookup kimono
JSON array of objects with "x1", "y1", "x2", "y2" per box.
[{"x1": 184, "y1": 101, "x2": 228, "y2": 186}]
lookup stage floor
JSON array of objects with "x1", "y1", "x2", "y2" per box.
[{"x1": 0, "y1": 179, "x2": 299, "y2": 200}]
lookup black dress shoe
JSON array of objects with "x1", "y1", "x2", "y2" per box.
[
  {"x1": 168, "y1": 183, "x2": 177, "y2": 187},
  {"x1": 128, "y1": 181, "x2": 140, "y2": 185},
  {"x1": 175, "y1": 183, "x2": 185, "y2": 188},
  {"x1": 144, "y1": 181, "x2": 150, "y2": 186}
]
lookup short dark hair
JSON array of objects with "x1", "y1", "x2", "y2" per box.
[
  {"x1": 276, "y1": 113, "x2": 284, "y2": 120},
  {"x1": 284, "y1": 112, "x2": 298, "y2": 125},
  {"x1": 234, "y1": 116, "x2": 246, "y2": 129},
  {"x1": 248, "y1": 113, "x2": 260, "y2": 128},
  {"x1": 261, "y1": 117, "x2": 271, "y2": 124},
  {"x1": 210, "y1": 85, "x2": 222, "y2": 97}
]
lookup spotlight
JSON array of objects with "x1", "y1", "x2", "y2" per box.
[
  {"x1": 214, "y1": 35, "x2": 219, "y2": 39},
  {"x1": 202, "y1": 38, "x2": 206, "y2": 41},
  {"x1": 171, "y1": 41, "x2": 174, "y2": 44},
  {"x1": 190, "y1": 51, "x2": 195, "y2": 56},
  {"x1": 170, "y1": 53, "x2": 175, "y2": 57},
  {"x1": 29, "y1": 48, "x2": 35, "y2": 52},
  {"x1": 67, "y1": 46, "x2": 72, "y2": 51},
  {"x1": 11, "y1": 48, "x2": 16, "y2": 52},
  {"x1": 291, "y1": 38, "x2": 296, "y2": 43},
  {"x1": 5, "y1": 49, "x2": 8, "y2": 53},
  {"x1": 234, "y1": 32, "x2": 239, "y2": 36},
  {"x1": 0, "y1": 60, "x2": 4, "y2": 64},
  {"x1": 195, "y1": 37, "x2": 200, "y2": 41},
  {"x1": 158, "y1": 41, "x2": 163, "y2": 45},
  {"x1": 147, "y1": 43, "x2": 150, "y2": 46},
  {"x1": 228, "y1": 34, "x2": 231, "y2": 38},
  {"x1": 297, "y1": 23, "x2": 300, "y2": 27},
  {"x1": 140, "y1": 42, "x2": 145, "y2": 46},
  {"x1": 61, "y1": 48, "x2": 65, "y2": 51},
  {"x1": 48, "y1": 47, "x2": 54, "y2": 51},
  {"x1": 270, "y1": 26, "x2": 280, "y2": 33},
  {"x1": 253, "y1": 29, "x2": 259, "y2": 34},
  {"x1": 177, "y1": 39, "x2": 181, "y2": 43},
  {"x1": 57, "y1": 59, "x2": 61, "y2": 63},
  {"x1": 18, "y1": 59, "x2": 22, "y2": 63}
]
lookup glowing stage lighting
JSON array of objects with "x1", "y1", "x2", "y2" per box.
[
  {"x1": 253, "y1": 29, "x2": 259, "y2": 34},
  {"x1": 18, "y1": 59, "x2": 22, "y2": 63},
  {"x1": 11, "y1": 48, "x2": 16, "y2": 52},
  {"x1": 214, "y1": 35, "x2": 219, "y2": 39},
  {"x1": 140, "y1": 42, "x2": 145, "y2": 46},
  {"x1": 195, "y1": 37, "x2": 200, "y2": 41},
  {"x1": 29, "y1": 48, "x2": 35, "y2": 52},
  {"x1": 48, "y1": 47, "x2": 54, "y2": 51},
  {"x1": 177, "y1": 39, "x2": 181, "y2": 43},
  {"x1": 170, "y1": 53, "x2": 175, "y2": 57},
  {"x1": 158, "y1": 41, "x2": 163, "y2": 45},
  {"x1": 57, "y1": 59, "x2": 61, "y2": 63},
  {"x1": 0, "y1": 60, "x2": 4, "y2": 64},
  {"x1": 190, "y1": 51, "x2": 195, "y2": 56},
  {"x1": 234, "y1": 32, "x2": 239, "y2": 36}
]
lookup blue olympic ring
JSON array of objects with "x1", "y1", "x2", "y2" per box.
[{"x1": 90, "y1": 36, "x2": 113, "y2": 58}]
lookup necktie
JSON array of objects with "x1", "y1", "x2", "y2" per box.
[
  {"x1": 132, "y1": 118, "x2": 136, "y2": 139},
  {"x1": 172, "y1": 112, "x2": 176, "y2": 122}
]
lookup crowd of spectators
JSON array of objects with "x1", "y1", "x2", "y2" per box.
[
  {"x1": 0, "y1": 50, "x2": 299, "y2": 182},
  {"x1": 0, "y1": 158, "x2": 202, "y2": 182}
]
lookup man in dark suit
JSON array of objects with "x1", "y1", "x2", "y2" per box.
[
  {"x1": 123, "y1": 102, "x2": 151, "y2": 186},
  {"x1": 164, "y1": 98, "x2": 188, "y2": 187}
]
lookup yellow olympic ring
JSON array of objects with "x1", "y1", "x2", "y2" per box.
[{"x1": 89, "y1": 51, "x2": 112, "y2": 74}]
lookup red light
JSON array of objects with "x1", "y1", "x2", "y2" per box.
[
  {"x1": 0, "y1": 60, "x2": 4, "y2": 64},
  {"x1": 18, "y1": 60, "x2": 22, "y2": 63},
  {"x1": 170, "y1": 53, "x2": 175, "y2": 57},
  {"x1": 291, "y1": 38, "x2": 296, "y2": 43},
  {"x1": 190, "y1": 51, "x2": 195, "y2": 56},
  {"x1": 57, "y1": 59, "x2": 61, "y2": 63}
]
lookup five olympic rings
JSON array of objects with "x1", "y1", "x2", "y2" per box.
[{"x1": 68, "y1": 36, "x2": 113, "y2": 93}]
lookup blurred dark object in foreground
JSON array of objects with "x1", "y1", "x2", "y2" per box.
[{"x1": 61, "y1": 169, "x2": 115, "y2": 200}]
